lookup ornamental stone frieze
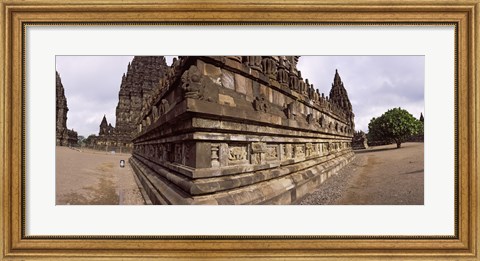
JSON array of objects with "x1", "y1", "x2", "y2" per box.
[{"x1": 128, "y1": 56, "x2": 355, "y2": 204}]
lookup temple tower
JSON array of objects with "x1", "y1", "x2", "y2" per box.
[
  {"x1": 99, "y1": 115, "x2": 109, "y2": 135},
  {"x1": 56, "y1": 71, "x2": 78, "y2": 146},
  {"x1": 329, "y1": 69, "x2": 355, "y2": 132},
  {"x1": 115, "y1": 56, "x2": 168, "y2": 145},
  {"x1": 56, "y1": 71, "x2": 68, "y2": 145}
]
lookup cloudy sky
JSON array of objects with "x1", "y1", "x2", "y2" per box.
[{"x1": 56, "y1": 56, "x2": 424, "y2": 137}]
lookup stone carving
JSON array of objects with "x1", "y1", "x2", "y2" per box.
[
  {"x1": 228, "y1": 146, "x2": 248, "y2": 161},
  {"x1": 294, "y1": 144, "x2": 305, "y2": 158},
  {"x1": 262, "y1": 56, "x2": 277, "y2": 78},
  {"x1": 152, "y1": 106, "x2": 159, "y2": 121},
  {"x1": 227, "y1": 56, "x2": 242, "y2": 63},
  {"x1": 181, "y1": 65, "x2": 205, "y2": 99},
  {"x1": 154, "y1": 144, "x2": 162, "y2": 161},
  {"x1": 243, "y1": 56, "x2": 263, "y2": 71},
  {"x1": 251, "y1": 142, "x2": 267, "y2": 165},
  {"x1": 211, "y1": 144, "x2": 220, "y2": 167},
  {"x1": 277, "y1": 58, "x2": 289, "y2": 86},
  {"x1": 285, "y1": 102, "x2": 297, "y2": 120},
  {"x1": 159, "y1": 99, "x2": 169, "y2": 115},
  {"x1": 266, "y1": 145, "x2": 279, "y2": 160},
  {"x1": 251, "y1": 154, "x2": 260, "y2": 165},
  {"x1": 251, "y1": 142, "x2": 267, "y2": 153},
  {"x1": 306, "y1": 113, "x2": 314, "y2": 125},
  {"x1": 305, "y1": 143, "x2": 314, "y2": 157},
  {"x1": 319, "y1": 114, "x2": 326, "y2": 128},
  {"x1": 127, "y1": 57, "x2": 356, "y2": 205},
  {"x1": 253, "y1": 94, "x2": 270, "y2": 113}
]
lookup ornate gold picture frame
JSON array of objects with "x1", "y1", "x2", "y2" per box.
[{"x1": 1, "y1": 0, "x2": 478, "y2": 260}]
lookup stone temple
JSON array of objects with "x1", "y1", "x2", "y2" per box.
[
  {"x1": 56, "y1": 71, "x2": 78, "y2": 147},
  {"x1": 91, "y1": 56, "x2": 169, "y2": 153},
  {"x1": 129, "y1": 56, "x2": 355, "y2": 204}
]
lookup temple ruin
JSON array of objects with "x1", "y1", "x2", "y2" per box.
[
  {"x1": 129, "y1": 56, "x2": 355, "y2": 204},
  {"x1": 352, "y1": 131, "x2": 368, "y2": 150},
  {"x1": 56, "y1": 71, "x2": 78, "y2": 147},
  {"x1": 91, "y1": 56, "x2": 169, "y2": 153}
]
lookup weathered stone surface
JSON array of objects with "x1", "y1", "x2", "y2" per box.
[
  {"x1": 352, "y1": 130, "x2": 369, "y2": 150},
  {"x1": 221, "y1": 69, "x2": 235, "y2": 90},
  {"x1": 89, "y1": 56, "x2": 168, "y2": 152},
  {"x1": 129, "y1": 56, "x2": 356, "y2": 204},
  {"x1": 56, "y1": 71, "x2": 78, "y2": 147},
  {"x1": 234, "y1": 73, "x2": 247, "y2": 94},
  {"x1": 218, "y1": 94, "x2": 236, "y2": 107}
]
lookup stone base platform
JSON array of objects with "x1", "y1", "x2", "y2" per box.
[{"x1": 130, "y1": 151, "x2": 354, "y2": 205}]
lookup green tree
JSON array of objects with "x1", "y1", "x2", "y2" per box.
[{"x1": 367, "y1": 107, "x2": 423, "y2": 148}]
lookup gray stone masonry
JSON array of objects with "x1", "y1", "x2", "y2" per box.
[{"x1": 130, "y1": 56, "x2": 355, "y2": 204}]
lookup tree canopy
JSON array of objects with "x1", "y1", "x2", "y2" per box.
[{"x1": 367, "y1": 107, "x2": 423, "y2": 148}]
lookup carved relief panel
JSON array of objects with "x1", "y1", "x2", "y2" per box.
[
  {"x1": 174, "y1": 143, "x2": 183, "y2": 164},
  {"x1": 228, "y1": 144, "x2": 249, "y2": 166},
  {"x1": 266, "y1": 144, "x2": 279, "y2": 161},
  {"x1": 251, "y1": 142, "x2": 267, "y2": 165},
  {"x1": 294, "y1": 144, "x2": 305, "y2": 159}
]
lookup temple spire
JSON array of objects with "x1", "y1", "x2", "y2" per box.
[
  {"x1": 100, "y1": 114, "x2": 108, "y2": 127},
  {"x1": 329, "y1": 69, "x2": 353, "y2": 127},
  {"x1": 333, "y1": 69, "x2": 342, "y2": 86}
]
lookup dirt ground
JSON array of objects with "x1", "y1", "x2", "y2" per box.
[
  {"x1": 300, "y1": 142, "x2": 424, "y2": 205},
  {"x1": 56, "y1": 146, "x2": 145, "y2": 205}
]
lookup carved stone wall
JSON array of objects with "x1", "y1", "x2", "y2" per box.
[
  {"x1": 56, "y1": 71, "x2": 78, "y2": 147},
  {"x1": 130, "y1": 56, "x2": 355, "y2": 204}
]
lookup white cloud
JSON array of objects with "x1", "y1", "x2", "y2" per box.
[
  {"x1": 297, "y1": 56, "x2": 425, "y2": 131},
  {"x1": 56, "y1": 56, "x2": 424, "y2": 136}
]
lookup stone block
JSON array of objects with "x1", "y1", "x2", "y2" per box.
[
  {"x1": 219, "y1": 143, "x2": 229, "y2": 166},
  {"x1": 234, "y1": 73, "x2": 249, "y2": 95},
  {"x1": 221, "y1": 69, "x2": 235, "y2": 90},
  {"x1": 218, "y1": 94, "x2": 236, "y2": 107},
  {"x1": 204, "y1": 63, "x2": 222, "y2": 76},
  {"x1": 195, "y1": 142, "x2": 212, "y2": 168},
  {"x1": 204, "y1": 63, "x2": 222, "y2": 85},
  {"x1": 259, "y1": 84, "x2": 268, "y2": 97},
  {"x1": 267, "y1": 88, "x2": 273, "y2": 103}
]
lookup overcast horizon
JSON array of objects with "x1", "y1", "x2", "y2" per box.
[{"x1": 56, "y1": 56, "x2": 424, "y2": 137}]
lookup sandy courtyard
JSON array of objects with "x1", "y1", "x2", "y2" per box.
[
  {"x1": 56, "y1": 146, "x2": 144, "y2": 205},
  {"x1": 301, "y1": 142, "x2": 424, "y2": 205}
]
